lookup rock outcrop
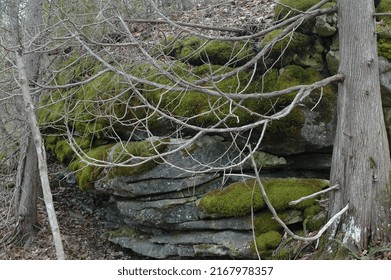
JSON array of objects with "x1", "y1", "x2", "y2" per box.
[
  {"x1": 95, "y1": 136, "x2": 329, "y2": 259},
  {"x1": 39, "y1": 0, "x2": 391, "y2": 259}
]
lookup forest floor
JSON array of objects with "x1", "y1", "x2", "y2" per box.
[{"x1": 0, "y1": 174, "x2": 134, "y2": 260}]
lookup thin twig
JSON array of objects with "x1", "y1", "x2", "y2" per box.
[{"x1": 289, "y1": 184, "x2": 339, "y2": 206}]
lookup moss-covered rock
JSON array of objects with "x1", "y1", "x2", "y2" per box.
[
  {"x1": 142, "y1": 62, "x2": 269, "y2": 127},
  {"x1": 163, "y1": 35, "x2": 254, "y2": 66},
  {"x1": 313, "y1": 13, "x2": 337, "y2": 37},
  {"x1": 69, "y1": 140, "x2": 167, "y2": 190},
  {"x1": 376, "y1": 0, "x2": 391, "y2": 25},
  {"x1": 254, "y1": 209, "x2": 303, "y2": 235},
  {"x1": 197, "y1": 178, "x2": 328, "y2": 217},
  {"x1": 261, "y1": 65, "x2": 336, "y2": 154},
  {"x1": 261, "y1": 27, "x2": 327, "y2": 70},
  {"x1": 252, "y1": 230, "x2": 282, "y2": 258},
  {"x1": 38, "y1": 55, "x2": 146, "y2": 141},
  {"x1": 303, "y1": 205, "x2": 326, "y2": 232},
  {"x1": 274, "y1": 0, "x2": 336, "y2": 20},
  {"x1": 377, "y1": 25, "x2": 391, "y2": 61}
]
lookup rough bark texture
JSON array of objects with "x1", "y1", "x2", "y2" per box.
[
  {"x1": 328, "y1": 0, "x2": 391, "y2": 253},
  {"x1": 17, "y1": 137, "x2": 39, "y2": 243}
]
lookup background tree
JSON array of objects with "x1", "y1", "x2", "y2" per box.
[{"x1": 0, "y1": 0, "x2": 64, "y2": 258}]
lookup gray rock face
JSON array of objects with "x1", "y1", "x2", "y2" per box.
[
  {"x1": 97, "y1": 135, "x2": 329, "y2": 259},
  {"x1": 108, "y1": 229, "x2": 256, "y2": 259}
]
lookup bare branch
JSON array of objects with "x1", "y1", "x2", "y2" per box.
[
  {"x1": 289, "y1": 184, "x2": 340, "y2": 206},
  {"x1": 248, "y1": 144, "x2": 349, "y2": 242}
]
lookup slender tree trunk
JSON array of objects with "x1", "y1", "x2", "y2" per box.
[
  {"x1": 328, "y1": 0, "x2": 391, "y2": 255},
  {"x1": 16, "y1": 51, "x2": 66, "y2": 259},
  {"x1": 6, "y1": 0, "x2": 39, "y2": 245},
  {"x1": 7, "y1": 0, "x2": 65, "y2": 258}
]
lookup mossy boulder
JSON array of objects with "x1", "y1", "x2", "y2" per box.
[
  {"x1": 197, "y1": 178, "x2": 329, "y2": 217},
  {"x1": 142, "y1": 62, "x2": 271, "y2": 127},
  {"x1": 38, "y1": 55, "x2": 146, "y2": 140},
  {"x1": 260, "y1": 29, "x2": 325, "y2": 70},
  {"x1": 274, "y1": 0, "x2": 336, "y2": 20},
  {"x1": 254, "y1": 209, "x2": 303, "y2": 235},
  {"x1": 69, "y1": 140, "x2": 167, "y2": 190},
  {"x1": 252, "y1": 230, "x2": 282, "y2": 258},
  {"x1": 313, "y1": 13, "x2": 337, "y2": 37},
  {"x1": 163, "y1": 35, "x2": 254, "y2": 66},
  {"x1": 261, "y1": 65, "x2": 336, "y2": 155},
  {"x1": 274, "y1": 0, "x2": 336, "y2": 35}
]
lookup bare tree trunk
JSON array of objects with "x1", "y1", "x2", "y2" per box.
[
  {"x1": 16, "y1": 137, "x2": 39, "y2": 244},
  {"x1": 328, "y1": 0, "x2": 391, "y2": 255},
  {"x1": 15, "y1": 51, "x2": 65, "y2": 259},
  {"x1": 7, "y1": 0, "x2": 66, "y2": 258},
  {"x1": 6, "y1": 0, "x2": 39, "y2": 245}
]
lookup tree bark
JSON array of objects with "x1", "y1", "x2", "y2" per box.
[
  {"x1": 16, "y1": 137, "x2": 40, "y2": 244},
  {"x1": 16, "y1": 51, "x2": 66, "y2": 259},
  {"x1": 328, "y1": 0, "x2": 391, "y2": 254}
]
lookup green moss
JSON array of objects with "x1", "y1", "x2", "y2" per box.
[
  {"x1": 105, "y1": 227, "x2": 140, "y2": 239},
  {"x1": 254, "y1": 209, "x2": 304, "y2": 235},
  {"x1": 274, "y1": 0, "x2": 335, "y2": 19},
  {"x1": 303, "y1": 205, "x2": 322, "y2": 219},
  {"x1": 197, "y1": 180, "x2": 264, "y2": 217},
  {"x1": 107, "y1": 140, "x2": 167, "y2": 178},
  {"x1": 252, "y1": 230, "x2": 282, "y2": 256},
  {"x1": 163, "y1": 36, "x2": 254, "y2": 66},
  {"x1": 268, "y1": 108, "x2": 306, "y2": 139},
  {"x1": 198, "y1": 178, "x2": 328, "y2": 217},
  {"x1": 49, "y1": 136, "x2": 93, "y2": 164},
  {"x1": 143, "y1": 63, "x2": 259, "y2": 127},
  {"x1": 38, "y1": 55, "x2": 147, "y2": 142},
  {"x1": 69, "y1": 143, "x2": 114, "y2": 190},
  {"x1": 260, "y1": 26, "x2": 328, "y2": 69},
  {"x1": 254, "y1": 212, "x2": 283, "y2": 235},
  {"x1": 262, "y1": 29, "x2": 312, "y2": 54},
  {"x1": 202, "y1": 40, "x2": 254, "y2": 66},
  {"x1": 305, "y1": 213, "x2": 326, "y2": 232},
  {"x1": 69, "y1": 140, "x2": 167, "y2": 190},
  {"x1": 377, "y1": 0, "x2": 391, "y2": 25},
  {"x1": 175, "y1": 36, "x2": 207, "y2": 65},
  {"x1": 377, "y1": 25, "x2": 391, "y2": 61},
  {"x1": 54, "y1": 140, "x2": 75, "y2": 163},
  {"x1": 263, "y1": 65, "x2": 336, "y2": 140},
  {"x1": 303, "y1": 205, "x2": 325, "y2": 232}
]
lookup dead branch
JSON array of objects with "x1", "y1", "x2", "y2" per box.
[
  {"x1": 249, "y1": 143, "x2": 349, "y2": 243},
  {"x1": 289, "y1": 184, "x2": 340, "y2": 206}
]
